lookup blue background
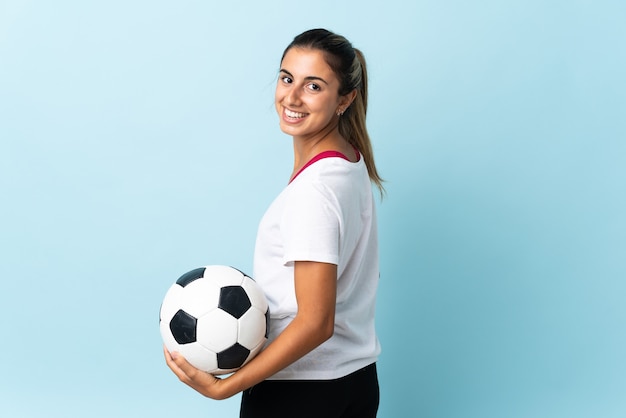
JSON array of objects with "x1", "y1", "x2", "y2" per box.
[{"x1": 1, "y1": 1, "x2": 624, "y2": 417}]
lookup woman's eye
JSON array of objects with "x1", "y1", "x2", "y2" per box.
[
  {"x1": 307, "y1": 83, "x2": 321, "y2": 91},
  {"x1": 281, "y1": 76, "x2": 292, "y2": 84}
]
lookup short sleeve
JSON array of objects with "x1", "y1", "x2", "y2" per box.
[{"x1": 280, "y1": 181, "x2": 340, "y2": 266}]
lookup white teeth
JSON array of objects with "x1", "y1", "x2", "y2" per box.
[{"x1": 285, "y1": 109, "x2": 306, "y2": 118}]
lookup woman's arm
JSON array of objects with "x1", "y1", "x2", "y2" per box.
[{"x1": 164, "y1": 260, "x2": 337, "y2": 400}]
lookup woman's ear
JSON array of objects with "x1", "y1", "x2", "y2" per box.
[{"x1": 339, "y1": 89, "x2": 358, "y2": 111}]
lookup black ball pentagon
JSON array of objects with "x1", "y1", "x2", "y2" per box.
[
  {"x1": 218, "y1": 286, "x2": 251, "y2": 319},
  {"x1": 176, "y1": 267, "x2": 206, "y2": 288},
  {"x1": 170, "y1": 309, "x2": 197, "y2": 344},
  {"x1": 217, "y1": 343, "x2": 250, "y2": 370}
]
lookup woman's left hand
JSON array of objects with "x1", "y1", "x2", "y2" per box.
[{"x1": 163, "y1": 346, "x2": 230, "y2": 400}]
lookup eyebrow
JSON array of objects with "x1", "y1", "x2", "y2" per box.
[{"x1": 279, "y1": 68, "x2": 329, "y2": 85}]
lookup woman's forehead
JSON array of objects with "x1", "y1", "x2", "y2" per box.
[{"x1": 281, "y1": 48, "x2": 336, "y2": 79}]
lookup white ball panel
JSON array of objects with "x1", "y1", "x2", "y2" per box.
[
  {"x1": 197, "y1": 309, "x2": 238, "y2": 352},
  {"x1": 159, "y1": 284, "x2": 185, "y2": 322},
  {"x1": 160, "y1": 319, "x2": 180, "y2": 353},
  {"x1": 237, "y1": 307, "x2": 267, "y2": 349},
  {"x1": 213, "y1": 367, "x2": 238, "y2": 376},
  {"x1": 241, "y1": 276, "x2": 268, "y2": 312},
  {"x1": 204, "y1": 265, "x2": 244, "y2": 287},
  {"x1": 178, "y1": 343, "x2": 218, "y2": 373},
  {"x1": 179, "y1": 278, "x2": 220, "y2": 317}
]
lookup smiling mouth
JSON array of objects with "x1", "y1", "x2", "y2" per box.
[{"x1": 284, "y1": 109, "x2": 308, "y2": 119}]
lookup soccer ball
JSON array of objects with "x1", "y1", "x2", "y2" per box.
[{"x1": 160, "y1": 265, "x2": 269, "y2": 375}]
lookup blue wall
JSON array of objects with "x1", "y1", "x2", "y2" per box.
[{"x1": 1, "y1": 1, "x2": 624, "y2": 417}]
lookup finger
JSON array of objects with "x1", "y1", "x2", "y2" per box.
[
  {"x1": 163, "y1": 345, "x2": 177, "y2": 368},
  {"x1": 163, "y1": 345, "x2": 172, "y2": 361},
  {"x1": 164, "y1": 347, "x2": 191, "y2": 381},
  {"x1": 170, "y1": 352, "x2": 204, "y2": 381}
]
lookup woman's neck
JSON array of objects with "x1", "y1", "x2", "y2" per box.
[{"x1": 290, "y1": 129, "x2": 356, "y2": 181}]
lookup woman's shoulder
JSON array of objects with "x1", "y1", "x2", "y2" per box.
[{"x1": 287, "y1": 157, "x2": 370, "y2": 206}]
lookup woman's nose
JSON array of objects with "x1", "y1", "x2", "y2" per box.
[{"x1": 285, "y1": 86, "x2": 301, "y2": 106}]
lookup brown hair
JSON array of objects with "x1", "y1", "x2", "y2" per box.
[{"x1": 281, "y1": 28, "x2": 385, "y2": 195}]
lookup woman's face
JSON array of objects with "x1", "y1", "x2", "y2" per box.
[{"x1": 275, "y1": 47, "x2": 348, "y2": 140}]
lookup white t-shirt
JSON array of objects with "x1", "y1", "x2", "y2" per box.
[{"x1": 253, "y1": 151, "x2": 381, "y2": 380}]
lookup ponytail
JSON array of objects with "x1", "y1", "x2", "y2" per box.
[{"x1": 338, "y1": 49, "x2": 385, "y2": 196}]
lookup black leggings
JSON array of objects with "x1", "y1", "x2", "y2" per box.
[{"x1": 240, "y1": 363, "x2": 379, "y2": 418}]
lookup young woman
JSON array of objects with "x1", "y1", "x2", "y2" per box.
[{"x1": 165, "y1": 28, "x2": 384, "y2": 418}]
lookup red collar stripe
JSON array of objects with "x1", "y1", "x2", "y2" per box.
[{"x1": 289, "y1": 148, "x2": 360, "y2": 184}]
